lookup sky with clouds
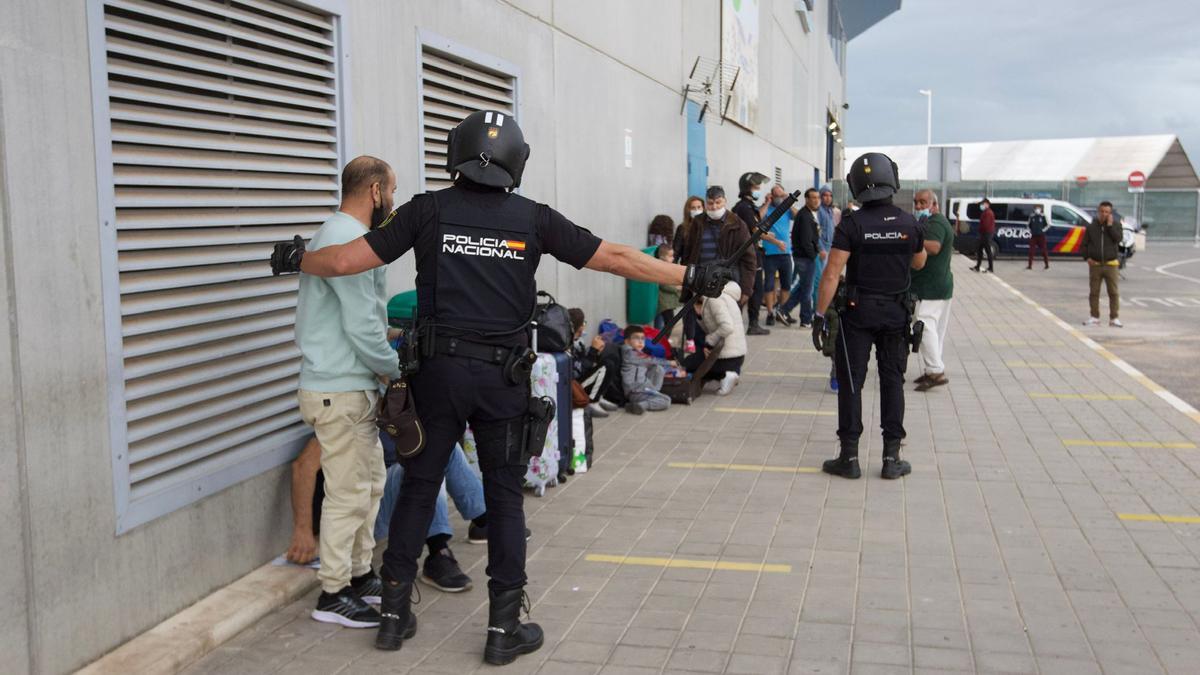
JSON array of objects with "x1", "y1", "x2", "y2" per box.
[{"x1": 845, "y1": 0, "x2": 1200, "y2": 163}]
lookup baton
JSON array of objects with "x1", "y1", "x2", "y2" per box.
[{"x1": 654, "y1": 189, "x2": 803, "y2": 345}]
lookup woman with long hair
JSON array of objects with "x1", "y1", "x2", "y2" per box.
[{"x1": 673, "y1": 195, "x2": 704, "y2": 259}]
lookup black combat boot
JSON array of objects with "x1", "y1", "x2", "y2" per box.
[
  {"x1": 374, "y1": 578, "x2": 418, "y2": 651},
  {"x1": 822, "y1": 442, "x2": 861, "y2": 479},
  {"x1": 880, "y1": 439, "x2": 911, "y2": 480},
  {"x1": 484, "y1": 589, "x2": 544, "y2": 665}
]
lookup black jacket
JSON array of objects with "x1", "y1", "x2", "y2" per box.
[
  {"x1": 792, "y1": 208, "x2": 820, "y2": 259},
  {"x1": 678, "y1": 212, "x2": 758, "y2": 297},
  {"x1": 1028, "y1": 213, "x2": 1048, "y2": 237},
  {"x1": 1082, "y1": 217, "x2": 1122, "y2": 262}
]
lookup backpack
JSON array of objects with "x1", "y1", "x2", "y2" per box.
[{"x1": 532, "y1": 290, "x2": 572, "y2": 353}]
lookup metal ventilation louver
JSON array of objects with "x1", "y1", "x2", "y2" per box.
[
  {"x1": 419, "y1": 45, "x2": 515, "y2": 191},
  {"x1": 89, "y1": 0, "x2": 343, "y2": 530}
]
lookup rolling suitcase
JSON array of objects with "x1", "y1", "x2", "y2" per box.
[
  {"x1": 526, "y1": 353, "x2": 560, "y2": 496},
  {"x1": 549, "y1": 352, "x2": 573, "y2": 483}
]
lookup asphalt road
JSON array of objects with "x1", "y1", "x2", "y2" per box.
[{"x1": 981, "y1": 242, "x2": 1200, "y2": 410}]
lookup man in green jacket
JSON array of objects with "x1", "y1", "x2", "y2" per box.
[
  {"x1": 296, "y1": 156, "x2": 404, "y2": 629},
  {"x1": 1082, "y1": 201, "x2": 1123, "y2": 327},
  {"x1": 910, "y1": 189, "x2": 954, "y2": 391}
]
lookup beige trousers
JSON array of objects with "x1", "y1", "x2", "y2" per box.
[
  {"x1": 298, "y1": 389, "x2": 386, "y2": 593},
  {"x1": 1088, "y1": 263, "x2": 1120, "y2": 320}
]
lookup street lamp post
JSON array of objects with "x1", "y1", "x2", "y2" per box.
[{"x1": 918, "y1": 89, "x2": 932, "y2": 146}]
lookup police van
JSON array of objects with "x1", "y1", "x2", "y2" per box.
[{"x1": 947, "y1": 197, "x2": 1135, "y2": 260}]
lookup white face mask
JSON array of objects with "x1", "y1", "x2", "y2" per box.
[
  {"x1": 689, "y1": 208, "x2": 704, "y2": 218},
  {"x1": 752, "y1": 189, "x2": 765, "y2": 200},
  {"x1": 706, "y1": 207, "x2": 726, "y2": 220}
]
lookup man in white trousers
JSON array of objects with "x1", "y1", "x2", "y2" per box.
[{"x1": 910, "y1": 189, "x2": 954, "y2": 391}]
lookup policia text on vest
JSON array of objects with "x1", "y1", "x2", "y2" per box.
[
  {"x1": 812, "y1": 152, "x2": 927, "y2": 482},
  {"x1": 269, "y1": 111, "x2": 733, "y2": 665}
]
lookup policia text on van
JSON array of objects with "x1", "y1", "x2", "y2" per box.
[{"x1": 270, "y1": 110, "x2": 733, "y2": 666}]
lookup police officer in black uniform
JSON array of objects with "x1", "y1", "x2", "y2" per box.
[
  {"x1": 732, "y1": 171, "x2": 771, "y2": 335},
  {"x1": 812, "y1": 153, "x2": 927, "y2": 480},
  {"x1": 271, "y1": 110, "x2": 732, "y2": 665}
]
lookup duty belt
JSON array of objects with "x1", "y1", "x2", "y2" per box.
[{"x1": 432, "y1": 336, "x2": 509, "y2": 364}]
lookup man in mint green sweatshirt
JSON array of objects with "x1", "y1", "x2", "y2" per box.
[{"x1": 296, "y1": 156, "x2": 403, "y2": 629}]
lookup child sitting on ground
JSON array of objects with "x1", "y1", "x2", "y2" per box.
[
  {"x1": 654, "y1": 244, "x2": 682, "y2": 330},
  {"x1": 620, "y1": 325, "x2": 677, "y2": 414}
]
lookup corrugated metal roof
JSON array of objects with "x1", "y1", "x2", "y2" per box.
[{"x1": 848, "y1": 134, "x2": 1179, "y2": 182}]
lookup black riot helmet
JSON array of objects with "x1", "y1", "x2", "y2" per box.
[
  {"x1": 445, "y1": 110, "x2": 530, "y2": 189},
  {"x1": 737, "y1": 171, "x2": 770, "y2": 197},
  {"x1": 846, "y1": 152, "x2": 900, "y2": 202}
]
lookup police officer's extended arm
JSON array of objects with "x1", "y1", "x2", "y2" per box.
[
  {"x1": 302, "y1": 237, "x2": 384, "y2": 277},
  {"x1": 270, "y1": 234, "x2": 385, "y2": 277},
  {"x1": 586, "y1": 240, "x2": 685, "y2": 285}
]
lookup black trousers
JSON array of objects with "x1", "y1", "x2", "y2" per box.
[
  {"x1": 834, "y1": 297, "x2": 908, "y2": 446},
  {"x1": 382, "y1": 354, "x2": 529, "y2": 592},
  {"x1": 974, "y1": 233, "x2": 995, "y2": 271},
  {"x1": 748, "y1": 248, "x2": 765, "y2": 323},
  {"x1": 684, "y1": 352, "x2": 744, "y2": 381}
]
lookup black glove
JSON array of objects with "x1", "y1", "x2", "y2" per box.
[
  {"x1": 812, "y1": 314, "x2": 828, "y2": 353},
  {"x1": 271, "y1": 235, "x2": 305, "y2": 275},
  {"x1": 684, "y1": 263, "x2": 735, "y2": 298}
]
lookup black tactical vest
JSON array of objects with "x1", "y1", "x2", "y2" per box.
[
  {"x1": 845, "y1": 203, "x2": 919, "y2": 296},
  {"x1": 417, "y1": 186, "x2": 543, "y2": 342}
]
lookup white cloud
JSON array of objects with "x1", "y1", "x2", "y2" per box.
[{"x1": 846, "y1": 0, "x2": 1200, "y2": 158}]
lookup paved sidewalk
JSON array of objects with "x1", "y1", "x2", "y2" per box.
[{"x1": 185, "y1": 256, "x2": 1200, "y2": 675}]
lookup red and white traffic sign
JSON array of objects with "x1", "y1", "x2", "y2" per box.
[
  {"x1": 1075, "y1": 175, "x2": 1088, "y2": 187},
  {"x1": 1128, "y1": 170, "x2": 1146, "y2": 193}
]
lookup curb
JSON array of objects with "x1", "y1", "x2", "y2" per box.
[{"x1": 76, "y1": 563, "x2": 317, "y2": 675}]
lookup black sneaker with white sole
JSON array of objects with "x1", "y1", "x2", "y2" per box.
[
  {"x1": 468, "y1": 523, "x2": 533, "y2": 545},
  {"x1": 351, "y1": 568, "x2": 383, "y2": 604},
  {"x1": 420, "y1": 548, "x2": 473, "y2": 592},
  {"x1": 312, "y1": 587, "x2": 383, "y2": 628}
]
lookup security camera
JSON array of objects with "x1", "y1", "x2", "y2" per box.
[{"x1": 842, "y1": 102, "x2": 850, "y2": 110}]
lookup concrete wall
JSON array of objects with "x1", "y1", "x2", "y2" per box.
[
  {"x1": 0, "y1": 72, "x2": 33, "y2": 674},
  {"x1": 0, "y1": 0, "x2": 848, "y2": 671}
]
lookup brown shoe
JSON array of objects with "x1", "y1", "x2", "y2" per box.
[
  {"x1": 915, "y1": 373, "x2": 948, "y2": 392},
  {"x1": 914, "y1": 374, "x2": 932, "y2": 386}
]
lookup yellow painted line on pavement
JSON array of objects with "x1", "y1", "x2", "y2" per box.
[
  {"x1": 1063, "y1": 439, "x2": 1196, "y2": 449},
  {"x1": 1006, "y1": 360, "x2": 1094, "y2": 369},
  {"x1": 668, "y1": 462, "x2": 820, "y2": 474},
  {"x1": 713, "y1": 407, "x2": 835, "y2": 416},
  {"x1": 584, "y1": 554, "x2": 792, "y2": 574},
  {"x1": 745, "y1": 371, "x2": 828, "y2": 378},
  {"x1": 987, "y1": 274, "x2": 1200, "y2": 426},
  {"x1": 1118, "y1": 514, "x2": 1200, "y2": 525},
  {"x1": 991, "y1": 339, "x2": 1065, "y2": 347},
  {"x1": 1030, "y1": 393, "x2": 1137, "y2": 401}
]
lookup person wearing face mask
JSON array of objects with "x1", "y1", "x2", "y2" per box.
[
  {"x1": 733, "y1": 171, "x2": 773, "y2": 335},
  {"x1": 674, "y1": 195, "x2": 705, "y2": 261},
  {"x1": 910, "y1": 189, "x2": 954, "y2": 392},
  {"x1": 272, "y1": 113, "x2": 734, "y2": 663},
  {"x1": 1027, "y1": 205, "x2": 1049, "y2": 270},
  {"x1": 293, "y1": 156, "x2": 405, "y2": 631},
  {"x1": 678, "y1": 186, "x2": 758, "y2": 315}
]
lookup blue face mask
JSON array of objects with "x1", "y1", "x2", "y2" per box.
[
  {"x1": 915, "y1": 208, "x2": 931, "y2": 219},
  {"x1": 752, "y1": 189, "x2": 765, "y2": 201}
]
